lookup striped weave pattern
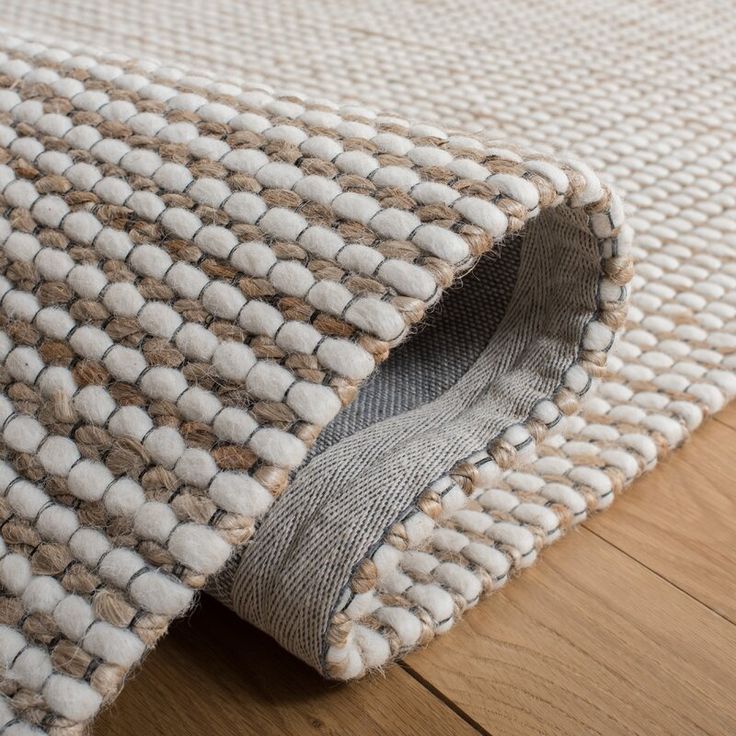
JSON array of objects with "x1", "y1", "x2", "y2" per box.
[
  {"x1": 0, "y1": 31, "x2": 630, "y2": 734},
  {"x1": 1, "y1": 0, "x2": 735, "y2": 731}
]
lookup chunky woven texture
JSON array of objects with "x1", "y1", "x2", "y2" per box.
[
  {"x1": 0, "y1": 0, "x2": 733, "y2": 732},
  {"x1": 0, "y1": 26, "x2": 631, "y2": 734}
]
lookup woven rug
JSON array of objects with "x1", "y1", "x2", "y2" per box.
[{"x1": 0, "y1": 0, "x2": 734, "y2": 733}]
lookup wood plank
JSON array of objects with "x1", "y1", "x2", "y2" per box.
[
  {"x1": 585, "y1": 411, "x2": 736, "y2": 622},
  {"x1": 404, "y1": 528, "x2": 736, "y2": 736},
  {"x1": 712, "y1": 398, "x2": 736, "y2": 430},
  {"x1": 95, "y1": 596, "x2": 481, "y2": 736}
]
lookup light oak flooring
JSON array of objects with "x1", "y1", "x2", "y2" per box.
[{"x1": 97, "y1": 404, "x2": 736, "y2": 736}]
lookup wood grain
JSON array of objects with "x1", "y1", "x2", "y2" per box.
[
  {"x1": 95, "y1": 412, "x2": 736, "y2": 736},
  {"x1": 405, "y1": 527, "x2": 736, "y2": 736},
  {"x1": 95, "y1": 596, "x2": 480, "y2": 736},
  {"x1": 585, "y1": 405, "x2": 736, "y2": 622},
  {"x1": 714, "y1": 405, "x2": 736, "y2": 431}
]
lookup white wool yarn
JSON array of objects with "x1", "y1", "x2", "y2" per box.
[
  {"x1": 10, "y1": 4, "x2": 724, "y2": 733},
  {"x1": 1, "y1": 30, "x2": 563, "y2": 729}
]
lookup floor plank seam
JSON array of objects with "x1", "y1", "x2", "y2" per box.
[
  {"x1": 712, "y1": 416, "x2": 736, "y2": 432},
  {"x1": 400, "y1": 663, "x2": 494, "y2": 736},
  {"x1": 581, "y1": 527, "x2": 736, "y2": 627}
]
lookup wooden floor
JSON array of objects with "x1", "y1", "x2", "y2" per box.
[{"x1": 97, "y1": 405, "x2": 736, "y2": 736}]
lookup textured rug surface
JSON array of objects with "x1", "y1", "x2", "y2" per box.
[{"x1": 0, "y1": 0, "x2": 734, "y2": 733}]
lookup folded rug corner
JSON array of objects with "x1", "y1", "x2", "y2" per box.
[{"x1": 2, "y1": 2, "x2": 734, "y2": 731}]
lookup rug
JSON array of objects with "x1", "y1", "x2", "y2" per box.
[{"x1": 0, "y1": 0, "x2": 734, "y2": 733}]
